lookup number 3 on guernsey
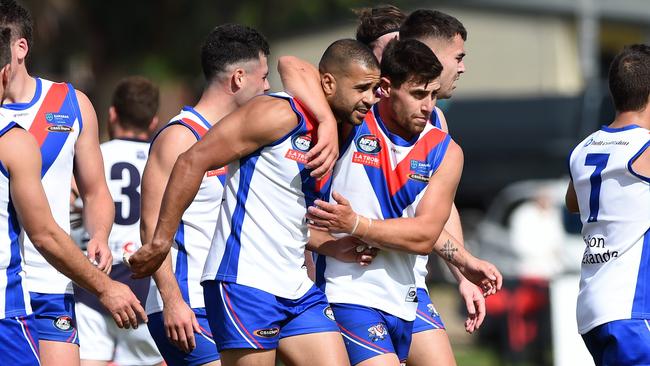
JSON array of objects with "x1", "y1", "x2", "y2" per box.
[{"x1": 584, "y1": 153, "x2": 609, "y2": 223}]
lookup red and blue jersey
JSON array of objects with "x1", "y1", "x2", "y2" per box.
[
  {"x1": 1, "y1": 78, "x2": 82, "y2": 295},
  {"x1": 318, "y1": 103, "x2": 451, "y2": 320}
]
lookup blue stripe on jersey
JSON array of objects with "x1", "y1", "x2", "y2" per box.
[
  {"x1": 216, "y1": 152, "x2": 261, "y2": 281},
  {"x1": 1, "y1": 78, "x2": 41, "y2": 110},
  {"x1": 39, "y1": 90, "x2": 77, "y2": 177},
  {"x1": 430, "y1": 108, "x2": 442, "y2": 129},
  {"x1": 627, "y1": 140, "x2": 650, "y2": 183},
  {"x1": 182, "y1": 106, "x2": 213, "y2": 130},
  {"x1": 632, "y1": 228, "x2": 650, "y2": 318},
  {"x1": 216, "y1": 174, "x2": 227, "y2": 186},
  {"x1": 174, "y1": 221, "x2": 190, "y2": 303},
  {"x1": 5, "y1": 198, "x2": 26, "y2": 316},
  {"x1": 315, "y1": 253, "x2": 327, "y2": 290},
  {"x1": 601, "y1": 124, "x2": 640, "y2": 133},
  {"x1": 67, "y1": 83, "x2": 83, "y2": 132}
]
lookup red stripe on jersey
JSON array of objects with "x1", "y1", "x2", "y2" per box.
[
  {"x1": 180, "y1": 118, "x2": 208, "y2": 137},
  {"x1": 28, "y1": 83, "x2": 70, "y2": 146}
]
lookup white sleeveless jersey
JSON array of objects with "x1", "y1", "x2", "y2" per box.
[
  {"x1": 0, "y1": 119, "x2": 32, "y2": 318},
  {"x1": 146, "y1": 107, "x2": 226, "y2": 314},
  {"x1": 100, "y1": 138, "x2": 149, "y2": 262},
  {"x1": 201, "y1": 93, "x2": 323, "y2": 299},
  {"x1": 569, "y1": 124, "x2": 650, "y2": 334},
  {"x1": 413, "y1": 108, "x2": 444, "y2": 289},
  {"x1": 318, "y1": 105, "x2": 451, "y2": 321},
  {"x1": 1, "y1": 78, "x2": 81, "y2": 294}
]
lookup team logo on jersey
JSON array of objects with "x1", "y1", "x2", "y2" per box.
[
  {"x1": 410, "y1": 160, "x2": 432, "y2": 175},
  {"x1": 45, "y1": 112, "x2": 72, "y2": 124},
  {"x1": 352, "y1": 135, "x2": 382, "y2": 168},
  {"x1": 53, "y1": 315, "x2": 74, "y2": 332},
  {"x1": 405, "y1": 286, "x2": 417, "y2": 302},
  {"x1": 136, "y1": 150, "x2": 146, "y2": 160},
  {"x1": 323, "y1": 306, "x2": 336, "y2": 321},
  {"x1": 427, "y1": 303, "x2": 440, "y2": 317},
  {"x1": 355, "y1": 134, "x2": 381, "y2": 154},
  {"x1": 254, "y1": 327, "x2": 280, "y2": 338},
  {"x1": 367, "y1": 324, "x2": 388, "y2": 342},
  {"x1": 285, "y1": 134, "x2": 312, "y2": 164}
]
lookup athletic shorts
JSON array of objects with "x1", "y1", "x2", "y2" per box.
[
  {"x1": 331, "y1": 303, "x2": 413, "y2": 365},
  {"x1": 412, "y1": 288, "x2": 446, "y2": 333},
  {"x1": 76, "y1": 301, "x2": 162, "y2": 365},
  {"x1": 148, "y1": 307, "x2": 218, "y2": 366},
  {"x1": 202, "y1": 281, "x2": 339, "y2": 351},
  {"x1": 0, "y1": 314, "x2": 40, "y2": 366},
  {"x1": 582, "y1": 319, "x2": 650, "y2": 366},
  {"x1": 30, "y1": 292, "x2": 79, "y2": 344}
]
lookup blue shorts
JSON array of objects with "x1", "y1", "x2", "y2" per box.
[
  {"x1": 582, "y1": 319, "x2": 650, "y2": 366},
  {"x1": 30, "y1": 292, "x2": 78, "y2": 344},
  {"x1": 148, "y1": 307, "x2": 219, "y2": 366},
  {"x1": 331, "y1": 303, "x2": 413, "y2": 365},
  {"x1": 0, "y1": 314, "x2": 41, "y2": 365},
  {"x1": 412, "y1": 288, "x2": 446, "y2": 333},
  {"x1": 202, "y1": 281, "x2": 339, "y2": 351}
]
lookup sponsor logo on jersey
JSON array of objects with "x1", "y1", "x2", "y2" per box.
[
  {"x1": 355, "y1": 134, "x2": 381, "y2": 154},
  {"x1": 408, "y1": 173, "x2": 429, "y2": 183},
  {"x1": 53, "y1": 315, "x2": 74, "y2": 332},
  {"x1": 584, "y1": 138, "x2": 629, "y2": 147},
  {"x1": 254, "y1": 328, "x2": 280, "y2": 338},
  {"x1": 136, "y1": 150, "x2": 146, "y2": 160},
  {"x1": 405, "y1": 286, "x2": 417, "y2": 302},
  {"x1": 581, "y1": 234, "x2": 618, "y2": 264},
  {"x1": 410, "y1": 160, "x2": 431, "y2": 175},
  {"x1": 45, "y1": 112, "x2": 72, "y2": 124},
  {"x1": 352, "y1": 152, "x2": 380, "y2": 168},
  {"x1": 367, "y1": 323, "x2": 388, "y2": 342},
  {"x1": 206, "y1": 167, "x2": 227, "y2": 177},
  {"x1": 47, "y1": 125, "x2": 74, "y2": 133},
  {"x1": 323, "y1": 306, "x2": 336, "y2": 321}
]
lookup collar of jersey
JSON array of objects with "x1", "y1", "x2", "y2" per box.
[
  {"x1": 1, "y1": 77, "x2": 42, "y2": 111},
  {"x1": 601, "y1": 124, "x2": 640, "y2": 133},
  {"x1": 372, "y1": 103, "x2": 420, "y2": 147},
  {"x1": 182, "y1": 105, "x2": 213, "y2": 129}
]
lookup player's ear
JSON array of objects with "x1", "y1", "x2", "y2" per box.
[
  {"x1": 108, "y1": 106, "x2": 118, "y2": 124},
  {"x1": 148, "y1": 116, "x2": 159, "y2": 133},
  {"x1": 12, "y1": 37, "x2": 28, "y2": 63},
  {"x1": 231, "y1": 68, "x2": 245, "y2": 92},
  {"x1": 379, "y1": 77, "x2": 391, "y2": 96},
  {"x1": 321, "y1": 73, "x2": 336, "y2": 97}
]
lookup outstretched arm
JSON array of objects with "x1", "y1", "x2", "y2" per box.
[
  {"x1": 74, "y1": 90, "x2": 115, "y2": 273},
  {"x1": 3, "y1": 128, "x2": 145, "y2": 329},
  {"x1": 278, "y1": 56, "x2": 338, "y2": 178},
  {"x1": 129, "y1": 96, "x2": 301, "y2": 277}
]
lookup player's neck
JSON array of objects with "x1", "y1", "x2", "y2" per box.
[
  {"x1": 111, "y1": 125, "x2": 149, "y2": 141},
  {"x1": 611, "y1": 108, "x2": 650, "y2": 130},
  {"x1": 4, "y1": 67, "x2": 36, "y2": 104},
  {"x1": 378, "y1": 98, "x2": 414, "y2": 141},
  {"x1": 193, "y1": 85, "x2": 238, "y2": 125}
]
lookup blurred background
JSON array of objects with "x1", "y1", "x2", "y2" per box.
[{"x1": 20, "y1": 0, "x2": 650, "y2": 365}]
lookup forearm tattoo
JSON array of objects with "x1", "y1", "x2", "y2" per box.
[{"x1": 441, "y1": 239, "x2": 458, "y2": 262}]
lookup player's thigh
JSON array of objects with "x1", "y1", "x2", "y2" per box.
[
  {"x1": 39, "y1": 340, "x2": 81, "y2": 366},
  {"x1": 0, "y1": 315, "x2": 41, "y2": 366},
  {"x1": 407, "y1": 329, "x2": 456, "y2": 366},
  {"x1": 278, "y1": 331, "x2": 350, "y2": 366},
  {"x1": 76, "y1": 302, "x2": 113, "y2": 362},
  {"x1": 219, "y1": 348, "x2": 275, "y2": 366}
]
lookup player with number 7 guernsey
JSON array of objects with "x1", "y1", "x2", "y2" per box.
[{"x1": 566, "y1": 44, "x2": 650, "y2": 366}]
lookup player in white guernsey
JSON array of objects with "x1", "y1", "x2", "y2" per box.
[
  {"x1": 303, "y1": 39, "x2": 500, "y2": 366},
  {"x1": 141, "y1": 25, "x2": 270, "y2": 366},
  {"x1": 73, "y1": 77, "x2": 163, "y2": 366},
  {"x1": 0, "y1": 30, "x2": 146, "y2": 366},
  {"x1": 130, "y1": 39, "x2": 380, "y2": 366},
  {"x1": 0, "y1": 2, "x2": 115, "y2": 365},
  {"x1": 566, "y1": 44, "x2": 650, "y2": 366}
]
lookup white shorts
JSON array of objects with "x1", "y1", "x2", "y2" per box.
[{"x1": 76, "y1": 301, "x2": 162, "y2": 365}]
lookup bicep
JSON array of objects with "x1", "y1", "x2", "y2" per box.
[{"x1": 565, "y1": 180, "x2": 579, "y2": 213}]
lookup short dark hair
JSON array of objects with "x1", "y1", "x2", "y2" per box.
[
  {"x1": 0, "y1": 0, "x2": 33, "y2": 46},
  {"x1": 201, "y1": 23, "x2": 270, "y2": 83},
  {"x1": 112, "y1": 76, "x2": 160, "y2": 132},
  {"x1": 354, "y1": 5, "x2": 406, "y2": 46},
  {"x1": 608, "y1": 44, "x2": 650, "y2": 112},
  {"x1": 400, "y1": 9, "x2": 467, "y2": 43},
  {"x1": 319, "y1": 38, "x2": 379, "y2": 75},
  {"x1": 0, "y1": 27, "x2": 11, "y2": 67},
  {"x1": 381, "y1": 39, "x2": 442, "y2": 88}
]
